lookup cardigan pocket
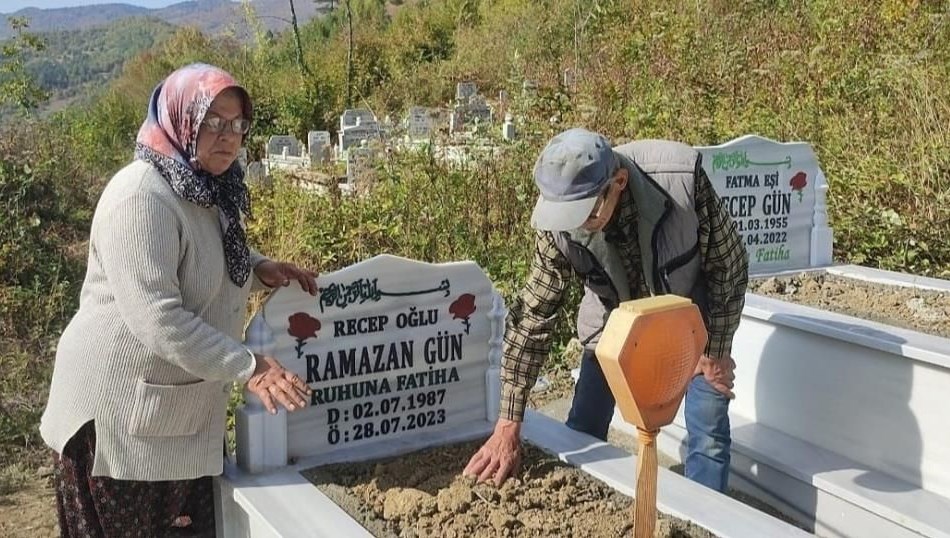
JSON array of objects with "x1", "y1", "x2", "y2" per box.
[{"x1": 128, "y1": 379, "x2": 218, "y2": 437}]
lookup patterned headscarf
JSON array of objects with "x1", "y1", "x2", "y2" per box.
[{"x1": 134, "y1": 63, "x2": 254, "y2": 287}]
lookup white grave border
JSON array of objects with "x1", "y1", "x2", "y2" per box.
[
  {"x1": 217, "y1": 256, "x2": 809, "y2": 538},
  {"x1": 215, "y1": 410, "x2": 809, "y2": 538}
]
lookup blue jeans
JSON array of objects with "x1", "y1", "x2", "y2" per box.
[{"x1": 566, "y1": 349, "x2": 732, "y2": 492}]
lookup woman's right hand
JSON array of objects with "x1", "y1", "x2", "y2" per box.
[{"x1": 246, "y1": 354, "x2": 311, "y2": 415}]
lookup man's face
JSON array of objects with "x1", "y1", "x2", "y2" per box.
[{"x1": 581, "y1": 168, "x2": 628, "y2": 232}]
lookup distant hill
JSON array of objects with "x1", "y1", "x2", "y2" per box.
[
  {"x1": 17, "y1": 17, "x2": 178, "y2": 112},
  {"x1": 0, "y1": 0, "x2": 331, "y2": 40}
]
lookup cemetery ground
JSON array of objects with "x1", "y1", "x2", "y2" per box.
[
  {"x1": 304, "y1": 440, "x2": 713, "y2": 538},
  {"x1": 0, "y1": 274, "x2": 947, "y2": 535}
]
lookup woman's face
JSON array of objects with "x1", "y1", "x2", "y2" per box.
[{"x1": 195, "y1": 89, "x2": 246, "y2": 176}]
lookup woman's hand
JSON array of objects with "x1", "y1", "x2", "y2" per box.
[
  {"x1": 254, "y1": 260, "x2": 318, "y2": 295},
  {"x1": 246, "y1": 354, "x2": 312, "y2": 414}
]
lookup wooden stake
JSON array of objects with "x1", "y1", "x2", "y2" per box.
[{"x1": 633, "y1": 427, "x2": 659, "y2": 538}]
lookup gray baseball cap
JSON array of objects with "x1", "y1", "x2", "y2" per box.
[{"x1": 530, "y1": 128, "x2": 616, "y2": 231}]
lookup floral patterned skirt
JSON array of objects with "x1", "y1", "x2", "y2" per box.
[{"x1": 53, "y1": 421, "x2": 215, "y2": 537}]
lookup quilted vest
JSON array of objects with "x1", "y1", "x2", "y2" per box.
[{"x1": 553, "y1": 140, "x2": 709, "y2": 347}]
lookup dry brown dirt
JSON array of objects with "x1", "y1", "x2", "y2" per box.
[
  {"x1": 748, "y1": 272, "x2": 950, "y2": 338},
  {"x1": 304, "y1": 440, "x2": 715, "y2": 538},
  {"x1": 0, "y1": 474, "x2": 58, "y2": 538}
]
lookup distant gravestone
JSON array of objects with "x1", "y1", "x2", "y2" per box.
[
  {"x1": 340, "y1": 108, "x2": 377, "y2": 130},
  {"x1": 407, "y1": 107, "x2": 432, "y2": 139},
  {"x1": 467, "y1": 99, "x2": 493, "y2": 125},
  {"x1": 339, "y1": 109, "x2": 380, "y2": 151},
  {"x1": 340, "y1": 126, "x2": 379, "y2": 152},
  {"x1": 502, "y1": 114, "x2": 516, "y2": 141},
  {"x1": 456, "y1": 82, "x2": 478, "y2": 102},
  {"x1": 695, "y1": 134, "x2": 833, "y2": 273},
  {"x1": 345, "y1": 146, "x2": 376, "y2": 185},
  {"x1": 267, "y1": 135, "x2": 302, "y2": 158},
  {"x1": 237, "y1": 255, "x2": 506, "y2": 471},
  {"x1": 246, "y1": 161, "x2": 266, "y2": 186},
  {"x1": 308, "y1": 131, "x2": 331, "y2": 164}
]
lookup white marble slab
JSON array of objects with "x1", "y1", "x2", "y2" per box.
[
  {"x1": 696, "y1": 134, "x2": 833, "y2": 273},
  {"x1": 238, "y1": 255, "x2": 505, "y2": 472}
]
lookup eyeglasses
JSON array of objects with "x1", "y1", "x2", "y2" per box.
[
  {"x1": 586, "y1": 186, "x2": 612, "y2": 222},
  {"x1": 201, "y1": 115, "x2": 251, "y2": 135}
]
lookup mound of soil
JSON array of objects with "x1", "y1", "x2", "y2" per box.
[
  {"x1": 749, "y1": 272, "x2": 950, "y2": 338},
  {"x1": 304, "y1": 440, "x2": 716, "y2": 538}
]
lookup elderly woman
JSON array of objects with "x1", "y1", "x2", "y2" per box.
[{"x1": 40, "y1": 63, "x2": 313, "y2": 536}]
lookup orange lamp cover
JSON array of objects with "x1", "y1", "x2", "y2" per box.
[{"x1": 593, "y1": 295, "x2": 708, "y2": 431}]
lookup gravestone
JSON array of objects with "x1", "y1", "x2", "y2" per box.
[
  {"x1": 695, "y1": 134, "x2": 833, "y2": 274},
  {"x1": 340, "y1": 108, "x2": 377, "y2": 130},
  {"x1": 237, "y1": 147, "x2": 248, "y2": 171},
  {"x1": 456, "y1": 82, "x2": 478, "y2": 103},
  {"x1": 245, "y1": 161, "x2": 267, "y2": 186},
  {"x1": 466, "y1": 95, "x2": 493, "y2": 124},
  {"x1": 345, "y1": 145, "x2": 376, "y2": 186},
  {"x1": 308, "y1": 131, "x2": 331, "y2": 164},
  {"x1": 237, "y1": 255, "x2": 506, "y2": 472},
  {"x1": 267, "y1": 135, "x2": 303, "y2": 158},
  {"x1": 407, "y1": 106, "x2": 432, "y2": 139},
  {"x1": 502, "y1": 113, "x2": 516, "y2": 141},
  {"x1": 338, "y1": 110, "x2": 380, "y2": 152}
]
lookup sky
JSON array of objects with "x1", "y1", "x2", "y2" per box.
[{"x1": 1, "y1": 0, "x2": 201, "y2": 13}]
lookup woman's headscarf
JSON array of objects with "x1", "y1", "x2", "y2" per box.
[{"x1": 134, "y1": 63, "x2": 254, "y2": 287}]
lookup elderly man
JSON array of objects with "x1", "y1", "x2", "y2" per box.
[{"x1": 464, "y1": 128, "x2": 748, "y2": 492}]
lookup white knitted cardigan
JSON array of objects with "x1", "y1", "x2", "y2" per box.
[{"x1": 41, "y1": 159, "x2": 268, "y2": 481}]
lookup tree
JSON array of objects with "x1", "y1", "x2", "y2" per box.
[
  {"x1": 344, "y1": 0, "x2": 354, "y2": 107},
  {"x1": 288, "y1": 0, "x2": 312, "y2": 78},
  {"x1": 0, "y1": 17, "x2": 48, "y2": 114}
]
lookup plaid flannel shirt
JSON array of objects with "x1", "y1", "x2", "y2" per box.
[{"x1": 499, "y1": 168, "x2": 749, "y2": 421}]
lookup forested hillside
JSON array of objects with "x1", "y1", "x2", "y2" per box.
[
  {"x1": 18, "y1": 17, "x2": 177, "y2": 110},
  {"x1": 0, "y1": 0, "x2": 948, "y2": 493}
]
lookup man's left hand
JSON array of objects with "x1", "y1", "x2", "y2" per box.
[
  {"x1": 254, "y1": 260, "x2": 318, "y2": 295},
  {"x1": 694, "y1": 354, "x2": 736, "y2": 399}
]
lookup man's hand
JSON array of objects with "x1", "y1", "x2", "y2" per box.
[
  {"x1": 246, "y1": 354, "x2": 312, "y2": 414},
  {"x1": 254, "y1": 260, "x2": 318, "y2": 295},
  {"x1": 463, "y1": 419, "x2": 522, "y2": 486},
  {"x1": 694, "y1": 354, "x2": 736, "y2": 399}
]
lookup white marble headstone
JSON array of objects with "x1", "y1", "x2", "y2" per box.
[
  {"x1": 266, "y1": 135, "x2": 302, "y2": 158},
  {"x1": 695, "y1": 135, "x2": 833, "y2": 273},
  {"x1": 238, "y1": 255, "x2": 505, "y2": 471}
]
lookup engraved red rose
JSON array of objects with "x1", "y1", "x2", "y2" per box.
[
  {"x1": 449, "y1": 294, "x2": 477, "y2": 335},
  {"x1": 288, "y1": 312, "x2": 321, "y2": 358},
  {"x1": 790, "y1": 171, "x2": 808, "y2": 203}
]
